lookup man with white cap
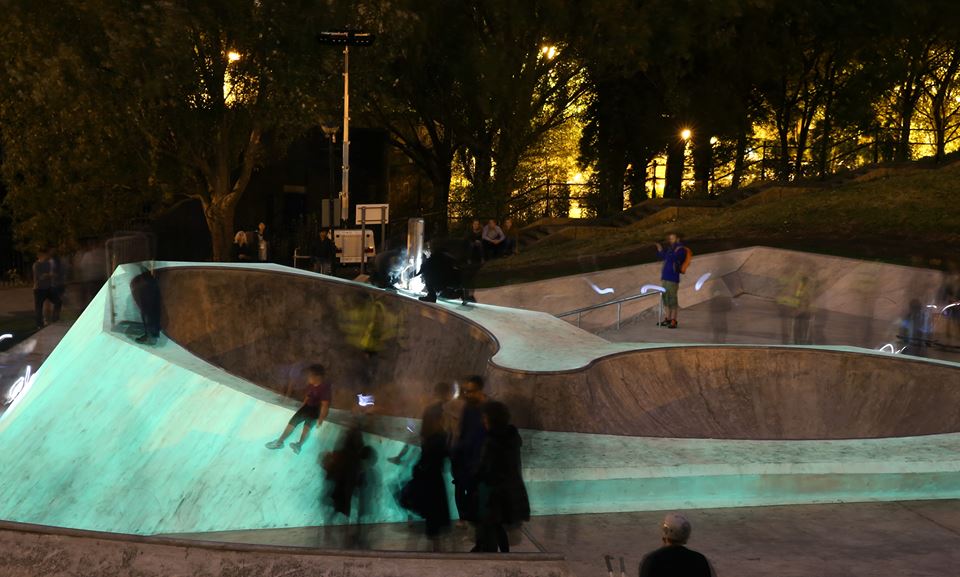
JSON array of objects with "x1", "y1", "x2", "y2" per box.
[{"x1": 638, "y1": 512, "x2": 716, "y2": 577}]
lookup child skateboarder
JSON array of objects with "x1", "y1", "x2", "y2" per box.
[{"x1": 265, "y1": 364, "x2": 331, "y2": 454}]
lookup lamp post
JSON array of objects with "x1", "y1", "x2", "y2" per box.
[
  {"x1": 317, "y1": 30, "x2": 375, "y2": 225},
  {"x1": 320, "y1": 123, "x2": 338, "y2": 226}
]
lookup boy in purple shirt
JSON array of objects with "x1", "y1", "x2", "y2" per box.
[{"x1": 265, "y1": 364, "x2": 331, "y2": 454}]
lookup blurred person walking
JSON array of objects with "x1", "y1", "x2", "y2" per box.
[
  {"x1": 449, "y1": 375, "x2": 488, "y2": 528},
  {"x1": 322, "y1": 416, "x2": 375, "y2": 548},
  {"x1": 48, "y1": 247, "x2": 67, "y2": 323},
  {"x1": 77, "y1": 238, "x2": 106, "y2": 308},
  {"x1": 473, "y1": 400, "x2": 530, "y2": 553},
  {"x1": 639, "y1": 513, "x2": 717, "y2": 577},
  {"x1": 399, "y1": 382, "x2": 455, "y2": 550},
  {"x1": 31, "y1": 248, "x2": 59, "y2": 329}
]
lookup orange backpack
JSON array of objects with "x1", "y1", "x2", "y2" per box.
[{"x1": 678, "y1": 246, "x2": 693, "y2": 274}]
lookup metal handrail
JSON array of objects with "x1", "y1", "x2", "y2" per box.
[{"x1": 556, "y1": 290, "x2": 664, "y2": 330}]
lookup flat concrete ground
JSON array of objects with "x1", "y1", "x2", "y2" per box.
[
  {"x1": 603, "y1": 294, "x2": 960, "y2": 363},
  {"x1": 173, "y1": 500, "x2": 960, "y2": 577}
]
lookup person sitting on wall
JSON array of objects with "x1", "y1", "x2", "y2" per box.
[
  {"x1": 501, "y1": 218, "x2": 519, "y2": 256},
  {"x1": 482, "y1": 219, "x2": 506, "y2": 259},
  {"x1": 466, "y1": 220, "x2": 485, "y2": 264},
  {"x1": 265, "y1": 364, "x2": 331, "y2": 454}
]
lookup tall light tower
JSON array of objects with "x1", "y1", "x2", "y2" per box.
[{"x1": 317, "y1": 30, "x2": 375, "y2": 224}]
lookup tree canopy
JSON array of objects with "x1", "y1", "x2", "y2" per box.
[{"x1": 3, "y1": 0, "x2": 960, "y2": 255}]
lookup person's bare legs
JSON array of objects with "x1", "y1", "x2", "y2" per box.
[
  {"x1": 289, "y1": 421, "x2": 314, "y2": 453},
  {"x1": 265, "y1": 421, "x2": 299, "y2": 449}
]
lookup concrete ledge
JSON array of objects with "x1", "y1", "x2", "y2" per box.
[{"x1": 0, "y1": 520, "x2": 570, "y2": 577}]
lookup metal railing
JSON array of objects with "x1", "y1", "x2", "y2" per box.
[{"x1": 556, "y1": 290, "x2": 664, "y2": 331}]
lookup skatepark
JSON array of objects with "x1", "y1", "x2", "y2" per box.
[{"x1": 1, "y1": 248, "x2": 959, "y2": 576}]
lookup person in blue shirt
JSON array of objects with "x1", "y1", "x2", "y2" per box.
[{"x1": 654, "y1": 233, "x2": 690, "y2": 329}]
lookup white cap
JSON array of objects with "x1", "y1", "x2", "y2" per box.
[{"x1": 661, "y1": 512, "x2": 692, "y2": 544}]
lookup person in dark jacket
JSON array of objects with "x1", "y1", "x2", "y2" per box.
[
  {"x1": 450, "y1": 376, "x2": 488, "y2": 527},
  {"x1": 639, "y1": 513, "x2": 716, "y2": 577},
  {"x1": 312, "y1": 228, "x2": 337, "y2": 275},
  {"x1": 130, "y1": 265, "x2": 162, "y2": 344},
  {"x1": 32, "y1": 248, "x2": 59, "y2": 329},
  {"x1": 417, "y1": 250, "x2": 462, "y2": 303},
  {"x1": 473, "y1": 400, "x2": 530, "y2": 553},
  {"x1": 465, "y1": 219, "x2": 484, "y2": 264}
]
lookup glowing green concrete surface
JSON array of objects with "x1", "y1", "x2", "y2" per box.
[{"x1": 1, "y1": 262, "x2": 959, "y2": 538}]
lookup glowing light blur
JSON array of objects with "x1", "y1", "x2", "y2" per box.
[
  {"x1": 640, "y1": 284, "x2": 666, "y2": 295},
  {"x1": 878, "y1": 343, "x2": 907, "y2": 354},
  {"x1": 1, "y1": 365, "x2": 39, "y2": 418},
  {"x1": 942, "y1": 302, "x2": 959, "y2": 314},
  {"x1": 357, "y1": 393, "x2": 375, "y2": 407},
  {"x1": 0, "y1": 334, "x2": 12, "y2": 343},
  {"x1": 585, "y1": 279, "x2": 615, "y2": 295},
  {"x1": 695, "y1": 273, "x2": 712, "y2": 291}
]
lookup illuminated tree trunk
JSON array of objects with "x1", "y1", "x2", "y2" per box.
[
  {"x1": 731, "y1": 119, "x2": 749, "y2": 191},
  {"x1": 691, "y1": 132, "x2": 713, "y2": 196},
  {"x1": 930, "y1": 47, "x2": 960, "y2": 163},
  {"x1": 203, "y1": 197, "x2": 238, "y2": 262},
  {"x1": 431, "y1": 166, "x2": 452, "y2": 235}
]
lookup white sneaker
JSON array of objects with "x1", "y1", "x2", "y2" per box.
[
  {"x1": 265, "y1": 440, "x2": 283, "y2": 450},
  {"x1": 290, "y1": 442, "x2": 302, "y2": 454}
]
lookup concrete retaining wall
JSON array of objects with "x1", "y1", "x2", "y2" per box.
[{"x1": 0, "y1": 521, "x2": 570, "y2": 577}]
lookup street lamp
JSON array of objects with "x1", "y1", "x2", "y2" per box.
[
  {"x1": 227, "y1": 51, "x2": 241, "y2": 62},
  {"x1": 317, "y1": 30, "x2": 375, "y2": 224},
  {"x1": 680, "y1": 128, "x2": 692, "y2": 141}
]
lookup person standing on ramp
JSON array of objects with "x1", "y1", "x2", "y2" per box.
[{"x1": 655, "y1": 232, "x2": 692, "y2": 329}]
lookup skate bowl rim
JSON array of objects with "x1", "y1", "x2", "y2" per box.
[{"x1": 150, "y1": 262, "x2": 960, "y2": 441}]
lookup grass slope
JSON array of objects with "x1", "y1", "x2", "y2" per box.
[{"x1": 479, "y1": 162, "x2": 960, "y2": 286}]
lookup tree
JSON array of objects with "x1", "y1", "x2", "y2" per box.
[
  {"x1": 920, "y1": 44, "x2": 960, "y2": 162},
  {"x1": 0, "y1": 2, "x2": 156, "y2": 250},
  {"x1": 362, "y1": 0, "x2": 469, "y2": 235},
  {"x1": 1, "y1": 0, "x2": 337, "y2": 260}
]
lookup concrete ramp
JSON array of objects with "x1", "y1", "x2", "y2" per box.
[
  {"x1": 2, "y1": 261, "x2": 960, "y2": 548},
  {"x1": 0, "y1": 278, "x2": 412, "y2": 535}
]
